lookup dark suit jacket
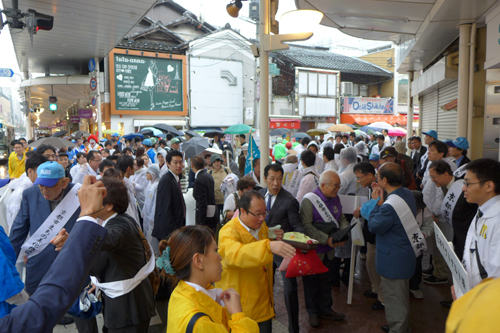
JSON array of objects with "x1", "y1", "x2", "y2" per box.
[
  {"x1": 153, "y1": 170, "x2": 186, "y2": 240},
  {"x1": 411, "y1": 145, "x2": 427, "y2": 174},
  {"x1": 9, "y1": 183, "x2": 81, "y2": 294},
  {"x1": 90, "y1": 213, "x2": 155, "y2": 329},
  {"x1": 452, "y1": 191, "x2": 477, "y2": 261},
  {"x1": 0, "y1": 220, "x2": 107, "y2": 333},
  {"x1": 193, "y1": 169, "x2": 217, "y2": 229},
  {"x1": 458, "y1": 155, "x2": 471, "y2": 169}
]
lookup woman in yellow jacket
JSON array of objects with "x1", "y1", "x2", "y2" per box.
[{"x1": 158, "y1": 225, "x2": 258, "y2": 333}]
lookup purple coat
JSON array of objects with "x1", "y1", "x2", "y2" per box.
[{"x1": 311, "y1": 187, "x2": 343, "y2": 253}]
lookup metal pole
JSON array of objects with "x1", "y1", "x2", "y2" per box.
[
  {"x1": 406, "y1": 71, "x2": 414, "y2": 154},
  {"x1": 259, "y1": 0, "x2": 270, "y2": 186},
  {"x1": 95, "y1": 57, "x2": 102, "y2": 142},
  {"x1": 457, "y1": 24, "x2": 471, "y2": 138},
  {"x1": 467, "y1": 23, "x2": 477, "y2": 151}
]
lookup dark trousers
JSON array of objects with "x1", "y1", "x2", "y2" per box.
[
  {"x1": 73, "y1": 316, "x2": 98, "y2": 333},
  {"x1": 331, "y1": 257, "x2": 351, "y2": 286},
  {"x1": 409, "y1": 254, "x2": 423, "y2": 290},
  {"x1": 258, "y1": 319, "x2": 273, "y2": 333},
  {"x1": 302, "y1": 254, "x2": 335, "y2": 317},
  {"x1": 273, "y1": 257, "x2": 300, "y2": 333},
  {"x1": 105, "y1": 319, "x2": 150, "y2": 333}
]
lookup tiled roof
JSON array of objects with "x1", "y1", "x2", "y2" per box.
[
  {"x1": 116, "y1": 39, "x2": 179, "y2": 53},
  {"x1": 272, "y1": 45, "x2": 393, "y2": 77}
]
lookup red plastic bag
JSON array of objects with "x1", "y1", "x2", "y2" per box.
[{"x1": 285, "y1": 249, "x2": 329, "y2": 278}]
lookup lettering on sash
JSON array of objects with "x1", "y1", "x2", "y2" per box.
[
  {"x1": 303, "y1": 192, "x2": 339, "y2": 227},
  {"x1": 288, "y1": 170, "x2": 301, "y2": 191},
  {"x1": 21, "y1": 184, "x2": 82, "y2": 259},
  {"x1": 440, "y1": 180, "x2": 464, "y2": 225},
  {"x1": 384, "y1": 194, "x2": 427, "y2": 257}
]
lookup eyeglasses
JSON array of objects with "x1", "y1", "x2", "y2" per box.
[
  {"x1": 464, "y1": 181, "x2": 485, "y2": 188},
  {"x1": 356, "y1": 174, "x2": 367, "y2": 181},
  {"x1": 246, "y1": 209, "x2": 268, "y2": 218},
  {"x1": 326, "y1": 183, "x2": 342, "y2": 190}
]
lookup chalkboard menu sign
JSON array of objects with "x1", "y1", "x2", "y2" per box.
[{"x1": 110, "y1": 50, "x2": 186, "y2": 115}]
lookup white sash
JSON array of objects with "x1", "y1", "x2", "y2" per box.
[
  {"x1": 440, "y1": 179, "x2": 464, "y2": 225},
  {"x1": 21, "y1": 184, "x2": 81, "y2": 259},
  {"x1": 91, "y1": 242, "x2": 155, "y2": 299},
  {"x1": 286, "y1": 170, "x2": 301, "y2": 193},
  {"x1": 384, "y1": 194, "x2": 427, "y2": 257},
  {"x1": 454, "y1": 163, "x2": 468, "y2": 179},
  {"x1": 420, "y1": 151, "x2": 428, "y2": 168},
  {"x1": 303, "y1": 192, "x2": 339, "y2": 227}
]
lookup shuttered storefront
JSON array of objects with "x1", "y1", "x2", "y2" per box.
[
  {"x1": 420, "y1": 79, "x2": 458, "y2": 141},
  {"x1": 437, "y1": 80, "x2": 458, "y2": 141}
]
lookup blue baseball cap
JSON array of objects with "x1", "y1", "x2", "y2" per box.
[
  {"x1": 143, "y1": 139, "x2": 152, "y2": 146},
  {"x1": 452, "y1": 137, "x2": 469, "y2": 150},
  {"x1": 444, "y1": 139, "x2": 455, "y2": 147},
  {"x1": 0, "y1": 178, "x2": 10, "y2": 188},
  {"x1": 34, "y1": 161, "x2": 65, "y2": 187},
  {"x1": 369, "y1": 154, "x2": 380, "y2": 161},
  {"x1": 422, "y1": 130, "x2": 438, "y2": 140}
]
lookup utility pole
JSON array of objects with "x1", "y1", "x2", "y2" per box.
[{"x1": 258, "y1": 0, "x2": 270, "y2": 186}]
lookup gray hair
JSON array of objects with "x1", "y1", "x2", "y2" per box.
[
  {"x1": 319, "y1": 169, "x2": 339, "y2": 185},
  {"x1": 340, "y1": 147, "x2": 358, "y2": 164},
  {"x1": 285, "y1": 155, "x2": 298, "y2": 164}
]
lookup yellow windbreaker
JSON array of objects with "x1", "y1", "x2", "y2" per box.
[
  {"x1": 167, "y1": 280, "x2": 258, "y2": 333},
  {"x1": 8, "y1": 152, "x2": 25, "y2": 179},
  {"x1": 215, "y1": 217, "x2": 275, "y2": 323},
  {"x1": 446, "y1": 277, "x2": 500, "y2": 333}
]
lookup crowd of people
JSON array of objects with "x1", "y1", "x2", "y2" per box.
[{"x1": 0, "y1": 126, "x2": 499, "y2": 333}]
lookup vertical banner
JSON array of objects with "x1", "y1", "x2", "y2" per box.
[{"x1": 245, "y1": 136, "x2": 260, "y2": 175}]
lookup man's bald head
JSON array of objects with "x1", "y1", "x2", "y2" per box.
[
  {"x1": 320, "y1": 169, "x2": 340, "y2": 185},
  {"x1": 378, "y1": 162, "x2": 404, "y2": 188}
]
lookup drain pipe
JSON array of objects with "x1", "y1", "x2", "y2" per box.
[
  {"x1": 457, "y1": 24, "x2": 471, "y2": 137},
  {"x1": 467, "y1": 23, "x2": 476, "y2": 148}
]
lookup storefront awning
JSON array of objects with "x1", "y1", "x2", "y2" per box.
[
  {"x1": 269, "y1": 119, "x2": 301, "y2": 129},
  {"x1": 340, "y1": 114, "x2": 409, "y2": 126}
]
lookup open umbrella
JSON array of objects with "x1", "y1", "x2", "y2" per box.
[
  {"x1": 354, "y1": 129, "x2": 368, "y2": 137},
  {"x1": 366, "y1": 122, "x2": 393, "y2": 131},
  {"x1": 203, "y1": 130, "x2": 224, "y2": 138},
  {"x1": 326, "y1": 124, "x2": 354, "y2": 132},
  {"x1": 121, "y1": 133, "x2": 144, "y2": 140},
  {"x1": 28, "y1": 137, "x2": 74, "y2": 148},
  {"x1": 388, "y1": 129, "x2": 406, "y2": 137},
  {"x1": 111, "y1": 133, "x2": 120, "y2": 137},
  {"x1": 345, "y1": 124, "x2": 358, "y2": 129},
  {"x1": 185, "y1": 130, "x2": 202, "y2": 138},
  {"x1": 51, "y1": 130, "x2": 67, "y2": 138},
  {"x1": 152, "y1": 123, "x2": 183, "y2": 136},
  {"x1": 270, "y1": 128, "x2": 290, "y2": 136},
  {"x1": 140, "y1": 127, "x2": 163, "y2": 136},
  {"x1": 292, "y1": 132, "x2": 311, "y2": 140},
  {"x1": 102, "y1": 129, "x2": 119, "y2": 135},
  {"x1": 223, "y1": 124, "x2": 255, "y2": 135},
  {"x1": 306, "y1": 128, "x2": 328, "y2": 136},
  {"x1": 72, "y1": 131, "x2": 91, "y2": 138},
  {"x1": 205, "y1": 147, "x2": 223, "y2": 155},
  {"x1": 182, "y1": 137, "x2": 210, "y2": 158}
]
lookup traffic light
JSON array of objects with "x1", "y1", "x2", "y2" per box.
[
  {"x1": 27, "y1": 9, "x2": 54, "y2": 34},
  {"x1": 49, "y1": 96, "x2": 58, "y2": 111}
]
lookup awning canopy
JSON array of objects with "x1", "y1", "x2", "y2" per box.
[
  {"x1": 341, "y1": 114, "x2": 410, "y2": 126},
  {"x1": 269, "y1": 119, "x2": 301, "y2": 129}
]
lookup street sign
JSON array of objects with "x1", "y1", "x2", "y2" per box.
[
  {"x1": 90, "y1": 90, "x2": 98, "y2": 97},
  {"x1": 88, "y1": 59, "x2": 96, "y2": 72},
  {"x1": 90, "y1": 77, "x2": 97, "y2": 91},
  {"x1": 0, "y1": 68, "x2": 14, "y2": 78},
  {"x1": 91, "y1": 97, "x2": 96, "y2": 106}
]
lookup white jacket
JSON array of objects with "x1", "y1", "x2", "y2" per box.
[
  {"x1": 141, "y1": 178, "x2": 159, "y2": 243},
  {"x1": 72, "y1": 163, "x2": 98, "y2": 184},
  {"x1": 7, "y1": 174, "x2": 33, "y2": 231}
]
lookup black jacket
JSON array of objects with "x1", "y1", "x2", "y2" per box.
[
  {"x1": 193, "y1": 169, "x2": 217, "y2": 229},
  {"x1": 412, "y1": 145, "x2": 427, "y2": 177},
  {"x1": 452, "y1": 191, "x2": 477, "y2": 261},
  {"x1": 90, "y1": 213, "x2": 155, "y2": 329},
  {"x1": 259, "y1": 188, "x2": 305, "y2": 234},
  {"x1": 153, "y1": 170, "x2": 186, "y2": 240}
]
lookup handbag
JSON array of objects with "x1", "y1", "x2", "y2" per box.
[
  {"x1": 285, "y1": 249, "x2": 329, "y2": 278},
  {"x1": 350, "y1": 217, "x2": 365, "y2": 246},
  {"x1": 68, "y1": 289, "x2": 102, "y2": 319}
]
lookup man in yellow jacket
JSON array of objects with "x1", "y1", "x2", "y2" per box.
[
  {"x1": 8, "y1": 141, "x2": 26, "y2": 179},
  {"x1": 216, "y1": 191, "x2": 296, "y2": 333}
]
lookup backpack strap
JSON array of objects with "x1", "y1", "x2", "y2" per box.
[{"x1": 186, "y1": 312, "x2": 212, "y2": 333}]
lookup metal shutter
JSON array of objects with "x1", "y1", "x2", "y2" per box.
[
  {"x1": 421, "y1": 89, "x2": 438, "y2": 135},
  {"x1": 437, "y1": 80, "x2": 458, "y2": 141}
]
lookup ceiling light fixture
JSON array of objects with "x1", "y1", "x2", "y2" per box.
[{"x1": 335, "y1": 13, "x2": 410, "y2": 24}]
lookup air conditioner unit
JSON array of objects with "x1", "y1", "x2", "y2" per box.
[{"x1": 341, "y1": 82, "x2": 354, "y2": 95}]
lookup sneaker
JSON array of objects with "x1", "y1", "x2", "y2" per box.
[
  {"x1": 371, "y1": 300, "x2": 385, "y2": 311},
  {"x1": 309, "y1": 315, "x2": 320, "y2": 328},
  {"x1": 363, "y1": 289, "x2": 378, "y2": 299},
  {"x1": 58, "y1": 316, "x2": 75, "y2": 325},
  {"x1": 422, "y1": 267, "x2": 434, "y2": 277},
  {"x1": 381, "y1": 325, "x2": 390, "y2": 333},
  {"x1": 320, "y1": 311, "x2": 345, "y2": 321},
  {"x1": 410, "y1": 289, "x2": 424, "y2": 299},
  {"x1": 440, "y1": 300, "x2": 453, "y2": 308},
  {"x1": 359, "y1": 252, "x2": 367, "y2": 260},
  {"x1": 423, "y1": 275, "x2": 448, "y2": 284}
]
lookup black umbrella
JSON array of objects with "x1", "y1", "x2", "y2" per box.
[
  {"x1": 139, "y1": 128, "x2": 154, "y2": 137},
  {"x1": 51, "y1": 130, "x2": 68, "y2": 138},
  {"x1": 292, "y1": 132, "x2": 311, "y2": 140},
  {"x1": 203, "y1": 130, "x2": 224, "y2": 138},
  {"x1": 73, "y1": 131, "x2": 91, "y2": 138},
  {"x1": 182, "y1": 137, "x2": 209, "y2": 158},
  {"x1": 152, "y1": 123, "x2": 183, "y2": 136},
  {"x1": 270, "y1": 128, "x2": 291, "y2": 136},
  {"x1": 185, "y1": 130, "x2": 202, "y2": 138},
  {"x1": 29, "y1": 137, "x2": 74, "y2": 148}
]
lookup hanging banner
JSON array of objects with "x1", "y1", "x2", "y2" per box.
[
  {"x1": 342, "y1": 97, "x2": 394, "y2": 114},
  {"x1": 70, "y1": 116, "x2": 80, "y2": 123},
  {"x1": 78, "y1": 109, "x2": 93, "y2": 119}
]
